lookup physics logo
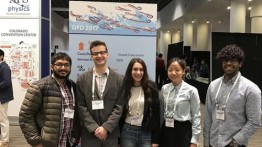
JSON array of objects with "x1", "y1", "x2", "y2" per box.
[{"x1": 8, "y1": 0, "x2": 30, "y2": 13}]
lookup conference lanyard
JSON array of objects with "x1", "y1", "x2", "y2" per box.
[
  {"x1": 52, "y1": 74, "x2": 75, "y2": 107},
  {"x1": 165, "y1": 82, "x2": 184, "y2": 118},
  {"x1": 92, "y1": 72, "x2": 107, "y2": 99},
  {"x1": 60, "y1": 86, "x2": 75, "y2": 107},
  {"x1": 215, "y1": 72, "x2": 241, "y2": 109},
  {"x1": 128, "y1": 88, "x2": 143, "y2": 116}
]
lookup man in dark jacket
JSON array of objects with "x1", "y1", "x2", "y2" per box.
[
  {"x1": 0, "y1": 49, "x2": 13, "y2": 147},
  {"x1": 19, "y1": 52, "x2": 81, "y2": 147},
  {"x1": 76, "y1": 40, "x2": 123, "y2": 147}
]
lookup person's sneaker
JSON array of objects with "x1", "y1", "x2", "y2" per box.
[{"x1": 0, "y1": 142, "x2": 8, "y2": 147}]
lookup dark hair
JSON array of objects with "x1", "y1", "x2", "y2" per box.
[
  {"x1": 89, "y1": 40, "x2": 108, "y2": 52},
  {"x1": 216, "y1": 44, "x2": 245, "y2": 62},
  {"x1": 0, "y1": 49, "x2": 4, "y2": 56},
  {"x1": 123, "y1": 58, "x2": 152, "y2": 107},
  {"x1": 167, "y1": 57, "x2": 186, "y2": 70},
  {"x1": 51, "y1": 52, "x2": 72, "y2": 65},
  {"x1": 158, "y1": 53, "x2": 163, "y2": 58},
  {"x1": 0, "y1": 49, "x2": 4, "y2": 60}
]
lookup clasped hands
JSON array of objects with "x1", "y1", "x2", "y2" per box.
[{"x1": 94, "y1": 126, "x2": 108, "y2": 140}]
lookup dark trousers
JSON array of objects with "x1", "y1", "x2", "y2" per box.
[
  {"x1": 210, "y1": 144, "x2": 246, "y2": 147},
  {"x1": 225, "y1": 145, "x2": 246, "y2": 147},
  {"x1": 159, "y1": 120, "x2": 192, "y2": 147}
]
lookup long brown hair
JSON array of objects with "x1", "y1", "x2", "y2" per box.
[{"x1": 123, "y1": 58, "x2": 152, "y2": 108}]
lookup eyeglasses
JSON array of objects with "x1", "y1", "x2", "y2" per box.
[
  {"x1": 91, "y1": 51, "x2": 107, "y2": 56},
  {"x1": 53, "y1": 63, "x2": 71, "y2": 68}
]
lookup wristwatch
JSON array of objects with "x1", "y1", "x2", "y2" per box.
[{"x1": 229, "y1": 139, "x2": 239, "y2": 147}]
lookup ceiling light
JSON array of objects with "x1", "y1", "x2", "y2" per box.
[
  {"x1": 206, "y1": 17, "x2": 210, "y2": 24},
  {"x1": 192, "y1": 19, "x2": 195, "y2": 23},
  {"x1": 248, "y1": 0, "x2": 252, "y2": 1},
  {"x1": 248, "y1": 3, "x2": 252, "y2": 10},
  {"x1": 227, "y1": 0, "x2": 231, "y2": 10}
]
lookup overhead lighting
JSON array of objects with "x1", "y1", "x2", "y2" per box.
[
  {"x1": 227, "y1": 0, "x2": 231, "y2": 10},
  {"x1": 192, "y1": 19, "x2": 195, "y2": 23},
  {"x1": 206, "y1": 17, "x2": 210, "y2": 24},
  {"x1": 248, "y1": 0, "x2": 252, "y2": 1},
  {"x1": 248, "y1": 3, "x2": 252, "y2": 10}
]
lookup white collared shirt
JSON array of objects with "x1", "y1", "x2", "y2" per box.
[{"x1": 93, "y1": 67, "x2": 109, "y2": 98}]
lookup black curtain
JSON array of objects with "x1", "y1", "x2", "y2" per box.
[{"x1": 167, "y1": 42, "x2": 184, "y2": 62}]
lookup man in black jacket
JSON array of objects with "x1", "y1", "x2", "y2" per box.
[{"x1": 0, "y1": 49, "x2": 13, "y2": 147}]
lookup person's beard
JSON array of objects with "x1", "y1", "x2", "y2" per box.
[{"x1": 53, "y1": 70, "x2": 71, "y2": 79}]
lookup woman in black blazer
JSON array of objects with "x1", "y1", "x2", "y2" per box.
[{"x1": 120, "y1": 58, "x2": 160, "y2": 147}]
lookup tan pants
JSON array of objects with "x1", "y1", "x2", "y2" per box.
[{"x1": 0, "y1": 102, "x2": 9, "y2": 143}]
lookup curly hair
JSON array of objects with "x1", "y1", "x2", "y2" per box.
[
  {"x1": 123, "y1": 58, "x2": 152, "y2": 107},
  {"x1": 216, "y1": 44, "x2": 245, "y2": 62}
]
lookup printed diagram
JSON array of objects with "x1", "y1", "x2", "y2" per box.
[{"x1": 0, "y1": 41, "x2": 38, "y2": 89}]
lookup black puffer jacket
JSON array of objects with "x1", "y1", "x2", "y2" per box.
[{"x1": 19, "y1": 76, "x2": 81, "y2": 147}]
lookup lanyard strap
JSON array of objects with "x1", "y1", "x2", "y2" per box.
[
  {"x1": 92, "y1": 73, "x2": 107, "y2": 99},
  {"x1": 128, "y1": 88, "x2": 143, "y2": 115},
  {"x1": 60, "y1": 85, "x2": 75, "y2": 107},
  {"x1": 165, "y1": 82, "x2": 183, "y2": 116},
  {"x1": 53, "y1": 73, "x2": 75, "y2": 107},
  {"x1": 215, "y1": 72, "x2": 241, "y2": 108}
]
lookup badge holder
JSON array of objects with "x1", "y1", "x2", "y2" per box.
[
  {"x1": 92, "y1": 100, "x2": 104, "y2": 110},
  {"x1": 216, "y1": 105, "x2": 225, "y2": 120}
]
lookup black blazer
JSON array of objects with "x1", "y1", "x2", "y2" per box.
[{"x1": 120, "y1": 81, "x2": 160, "y2": 144}]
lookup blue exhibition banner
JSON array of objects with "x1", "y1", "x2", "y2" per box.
[
  {"x1": 69, "y1": 1, "x2": 157, "y2": 36},
  {"x1": 68, "y1": 1, "x2": 157, "y2": 81}
]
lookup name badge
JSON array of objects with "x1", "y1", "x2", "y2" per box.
[
  {"x1": 92, "y1": 100, "x2": 104, "y2": 110},
  {"x1": 216, "y1": 109, "x2": 225, "y2": 120},
  {"x1": 130, "y1": 115, "x2": 141, "y2": 125},
  {"x1": 64, "y1": 108, "x2": 74, "y2": 119},
  {"x1": 165, "y1": 118, "x2": 174, "y2": 128}
]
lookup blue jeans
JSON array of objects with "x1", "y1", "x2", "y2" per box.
[{"x1": 120, "y1": 123, "x2": 151, "y2": 147}]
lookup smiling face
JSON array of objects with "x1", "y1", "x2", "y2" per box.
[
  {"x1": 167, "y1": 61, "x2": 185, "y2": 86},
  {"x1": 90, "y1": 45, "x2": 108, "y2": 67},
  {"x1": 51, "y1": 59, "x2": 71, "y2": 79},
  {"x1": 132, "y1": 62, "x2": 144, "y2": 86},
  {"x1": 222, "y1": 59, "x2": 242, "y2": 80}
]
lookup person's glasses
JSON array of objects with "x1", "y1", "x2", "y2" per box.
[
  {"x1": 91, "y1": 51, "x2": 107, "y2": 56},
  {"x1": 53, "y1": 63, "x2": 71, "y2": 68}
]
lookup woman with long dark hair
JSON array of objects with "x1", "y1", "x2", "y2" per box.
[{"x1": 120, "y1": 58, "x2": 160, "y2": 147}]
